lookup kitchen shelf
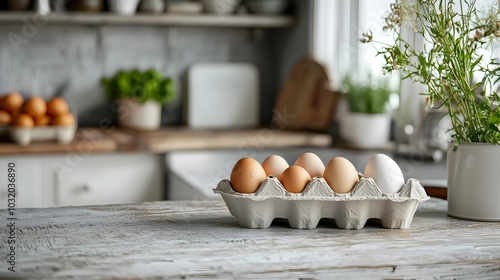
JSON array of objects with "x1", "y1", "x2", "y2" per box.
[{"x1": 0, "y1": 12, "x2": 295, "y2": 28}]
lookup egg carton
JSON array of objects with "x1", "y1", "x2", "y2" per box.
[
  {"x1": 214, "y1": 176, "x2": 429, "y2": 230},
  {"x1": 9, "y1": 125, "x2": 77, "y2": 146},
  {"x1": 0, "y1": 125, "x2": 7, "y2": 135}
]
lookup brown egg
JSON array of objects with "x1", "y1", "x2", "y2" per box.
[
  {"x1": 51, "y1": 113, "x2": 75, "y2": 126},
  {"x1": 0, "y1": 110, "x2": 12, "y2": 125},
  {"x1": 24, "y1": 97, "x2": 47, "y2": 118},
  {"x1": 230, "y1": 157, "x2": 267, "y2": 194},
  {"x1": 13, "y1": 113, "x2": 35, "y2": 127},
  {"x1": 1, "y1": 92, "x2": 24, "y2": 113},
  {"x1": 47, "y1": 97, "x2": 69, "y2": 116},
  {"x1": 35, "y1": 115, "x2": 52, "y2": 126},
  {"x1": 323, "y1": 157, "x2": 359, "y2": 194},
  {"x1": 261, "y1": 155, "x2": 289, "y2": 181},
  {"x1": 281, "y1": 166, "x2": 311, "y2": 193}
]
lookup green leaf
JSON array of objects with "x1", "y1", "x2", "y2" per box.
[{"x1": 101, "y1": 69, "x2": 176, "y2": 105}]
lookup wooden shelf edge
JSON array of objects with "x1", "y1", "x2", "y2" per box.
[{"x1": 0, "y1": 12, "x2": 296, "y2": 27}]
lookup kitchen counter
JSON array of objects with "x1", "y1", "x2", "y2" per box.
[
  {"x1": 0, "y1": 127, "x2": 332, "y2": 155},
  {"x1": 2, "y1": 199, "x2": 499, "y2": 279}
]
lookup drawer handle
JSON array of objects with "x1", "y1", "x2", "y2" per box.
[{"x1": 76, "y1": 185, "x2": 91, "y2": 194}]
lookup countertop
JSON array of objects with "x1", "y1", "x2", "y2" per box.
[
  {"x1": 0, "y1": 127, "x2": 332, "y2": 155},
  {"x1": 1, "y1": 199, "x2": 499, "y2": 279}
]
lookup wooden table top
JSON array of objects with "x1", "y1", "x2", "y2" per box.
[{"x1": 1, "y1": 199, "x2": 499, "y2": 279}]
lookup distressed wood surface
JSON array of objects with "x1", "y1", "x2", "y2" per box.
[{"x1": 1, "y1": 199, "x2": 499, "y2": 279}]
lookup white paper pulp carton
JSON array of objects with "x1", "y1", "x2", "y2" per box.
[
  {"x1": 214, "y1": 176, "x2": 429, "y2": 230},
  {"x1": 9, "y1": 125, "x2": 77, "y2": 146}
]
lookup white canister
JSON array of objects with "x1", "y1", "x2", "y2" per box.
[{"x1": 108, "y1": 0, "x2": 140, "y2": 15}]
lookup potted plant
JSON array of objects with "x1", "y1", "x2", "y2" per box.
[
  {"x1": 363, "y1": 0, "x2": 500, "y2": 220},
  {"x1": 339, "y1": 75, "x2": 394, "y2": 148},
  {"x1": 101, "y1": 69, "x2": 175, "y2": 131}
]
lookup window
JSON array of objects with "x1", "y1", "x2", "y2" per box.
[{"x1": 312, "y1": 0, "x2": 396, "y2": 89}]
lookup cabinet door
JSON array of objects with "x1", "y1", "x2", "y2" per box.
[
  {"x1": 45, "y1": 154, "x2": 163, "y2": 207},
  {"x1": 0, "y1": 156, "x2": 44, "y2": 209}
]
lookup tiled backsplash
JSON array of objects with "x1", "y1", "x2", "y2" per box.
[{"x1": 0, "y1": 25, "x2": 283, "y2": 126}]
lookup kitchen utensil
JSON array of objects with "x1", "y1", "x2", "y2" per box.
[
  {"x1": 201, "y1": 0, "x2": 240, "y2": 14},
  {"x1": 108, "y1": 0, "x2": 140, "y2": 15},
  {"x1": 67, "y1": 0, "x2": 104, "y2": 12},
  {"x1": 273, "y1": 58, "x2": 340, "y2": 132},
  {"x1": 167, "y1": 1, "x2": 203, "y2": 14},
  {"x1": 8, "y1": 0, "x2": 31, "y2": 11},
  {"x1": 138, "y1": 0, "x2": 165, "y2": 13},
  {"x1": 34, "y1": 0, "x2": 50, "y2": 14},
  {"x1": 187, "y1": 63, "x2": 259, "y2": 129}
]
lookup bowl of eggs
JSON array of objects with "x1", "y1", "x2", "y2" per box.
[
  {"x1": 0, "y1": 92, "x2": 77, "y2": 145},
  {"x1": 214, "y1": 153, "x2": 429, "y2": 230}
]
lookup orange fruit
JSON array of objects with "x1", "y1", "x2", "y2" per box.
[
  {"x1": 13, "y1": 113, "x2": 35, "y2": 127},
  {"x1": 52, "y1": 113, "x2": 75, "y2": 126},
  {"x1": 47, "y1": 97, "x2": 69, "y2": 116},
  {"x1": 24, "y1": 97, "x2": 47, "y2": 118}
]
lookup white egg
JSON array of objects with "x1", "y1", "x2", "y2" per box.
[
  {"x1": 262, "y1": 155, "x2": 289, "y2": 181},
  {"x1": 364, "y1": 154, "x2": 405, "y2": 194},
  {"x1": 294, "y1": 152, "x2": 325, "y2": 178}
]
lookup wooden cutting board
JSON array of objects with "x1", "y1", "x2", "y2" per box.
[{"x1": 273, "y1": 58, "x2": 340, "y2": 131}]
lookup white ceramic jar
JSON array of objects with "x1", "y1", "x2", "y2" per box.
[
  {"x1": 108, "y1": 0, "x2": 140, "y2": 15},
  {"x1": 117, "y1": 98, "x2": 161, "y2": 131},
  {"x1": 447, "y1": 143, "x2": 500, "y2": 221}
]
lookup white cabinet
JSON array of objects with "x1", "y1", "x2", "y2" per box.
[
  {"x1": 0, "y1": 153, "x2": 164, "y2": 208},
  {"x1": 45, "y1": 153, "x2": 163, "y2": 207},
  {"x1": 0, "y1": 156, "x2": 45, "y2": 209}
]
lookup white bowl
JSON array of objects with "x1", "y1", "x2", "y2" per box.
[
  {"x1": 201, "y1": 0, "x2": 241, "y2": 14},
  {"x1": 108, "y1": 0, "x2": 140, "y2": 15}
]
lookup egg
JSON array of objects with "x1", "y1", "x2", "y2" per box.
[
  {"x1": 230, "y1": 157, "x2": 267, "y2": 193},
  {"x1": 1, "y1": 92, "x2": 24, "y2": 113},
  {"x1": 323, "y1": 157, "x2": 359, "y2": 193},
  {"x1": 0, "y1": 110, "x2": 12, "y2": 125},
  {"x1": 47, "y1": 97, "x2": 69, "y2": 116},
  {"x1": 35, "y1": 115, "x2": 52, "y2": 126},
  {"x1": 13, "y1": 113, "x2": 35, "y2": 127},
  {"x1": 294, "y1": 152, "x2": 325, "y2": 178},
  {"x1": 364, "y1": 154, "x2": 405, "y2": 194},
  {"x1": 52, "y1": 113, "x2": 75, "y2": 126},
  {"x1": 24, "y1": 97, "x2": 47, "y2": 118},
  {"x1": 281, "y1": 166, "x2": 311, "y2": 193},
  {"x1": 261, "y1": 155, "x2": 289, "y2": 181}
]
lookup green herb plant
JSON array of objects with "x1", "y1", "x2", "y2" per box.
[
  {"x1": 101, "y1": 69, "x2": 175, "y2": 105},
  {"x1": 362, "y1": 0, "x2": 500, "y2": 148},
  {"x1": 342, "y1": 75, "x2": 393, "y2": 114}
]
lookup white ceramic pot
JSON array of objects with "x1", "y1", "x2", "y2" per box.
[
  {"x1": 447, "y1": 143, "x2": 500, "y2": 221},
  {"x1": 201, "y1": 0, "x2": 240, "y2": 14},
  {"x1": 138, "y1": 0, "x2": 165, "y2": 13},
  {"x1": 108, "y1": 0, "x2": 140, "y2": 15},
  {"x1": 339, "y1": 112, "x2": 391, "y2": 148},
  {"x1": 117, "y1": 98, "x2": 161, "y2": 131}
]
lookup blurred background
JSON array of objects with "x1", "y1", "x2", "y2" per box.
[{"x1": 0, "y1": 0, "x2": 456, "y2": 208}]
